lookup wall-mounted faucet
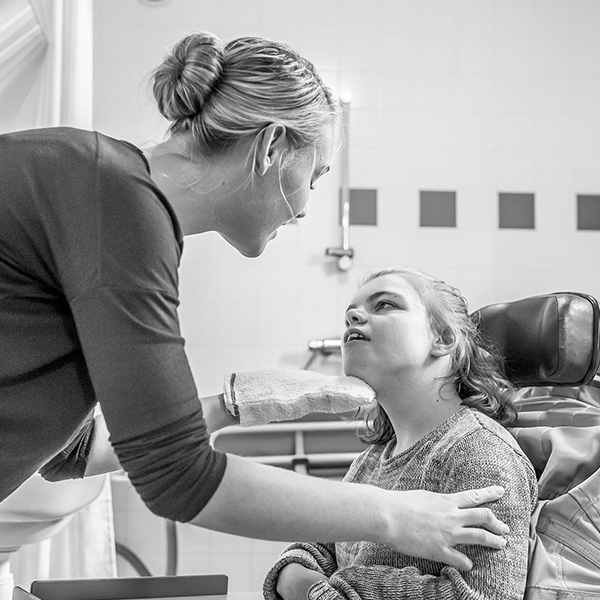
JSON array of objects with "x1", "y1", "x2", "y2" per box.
[
  {"x1": 303, "y1": 338, "x2": 342, "y2": 370},
  {"x1": 326, "y1": 91, "x2": 354, "y2": 272}
]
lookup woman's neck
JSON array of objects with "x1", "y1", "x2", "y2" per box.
[{"x1": 143, "y1": 135, "x2": 248, "y2": 237}]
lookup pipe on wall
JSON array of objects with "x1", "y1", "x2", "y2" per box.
[{"x1": 326, "y1": 91, "x2": 354, "y2": 271}]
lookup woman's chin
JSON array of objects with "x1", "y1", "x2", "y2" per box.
[
  {"x1": 221, "y1": 233, "x2": 271, "y2": 258},
  {"x1": 244, "y1": 231, "x2": 278, "y2": 257},
  {"x1": 239, "y1": 246, "x2": 263, "y2": 258}
]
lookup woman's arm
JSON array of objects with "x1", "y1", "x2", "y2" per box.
[
  {"x1": 189, "y1": 453, "x2": 508, "y2": 571},
  {"x1": 85, "y1": 404, "x2": 511, "y2": 571},
  {"x1": 81, "y1": 400, "x2": 508, "y2": 571},
  {"x1": 85, "y1": 413, "x2": 121, "y2": 475},
  {"x1": 84, "y1": 394, "x2": 235, "y2": 476}
]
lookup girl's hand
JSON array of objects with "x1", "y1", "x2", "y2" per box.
[{"x1": 276, "y1": 563, "x2": 328, "y2": 600}]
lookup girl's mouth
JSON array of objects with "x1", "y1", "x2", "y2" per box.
[{"x1": 344, "y1": 329, "x2": 368, "y2": 343}]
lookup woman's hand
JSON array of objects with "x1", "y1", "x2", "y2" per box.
[
  {"x1": 276, "y1": 563, "x2": 327, "y2": 600},
  {"x1": 381, "y1": 486, "x2": 509, "y2": 571}
]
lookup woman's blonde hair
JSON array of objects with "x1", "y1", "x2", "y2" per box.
[
  {"x1": 357, "y1": 266, "x2": 518, "y2": 445},
  {"x1": 150, "y1": 31, "x2": 340, "y2": 158}
]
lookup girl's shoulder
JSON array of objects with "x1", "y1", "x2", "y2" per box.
[{"x1": 441, "y1": 408, "x2": 533, "y2": 469}]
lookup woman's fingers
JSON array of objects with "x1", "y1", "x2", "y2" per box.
[
  {"x1": 441, "y1": 524, "x2": 508, "y2": 570},
  {"x1": 454, "y1": 516, "x2": 509, "y2": 549},
  {"x1": 439, "y1": 548, "x2": 474, "y2": 572},
  {"x1": 450, "y1": 486, "x2": 510, "y2": 537},
  {"x1": 437, "y1": 490, "x2": 510, "y2": 570},
  {"x1": 457, "y1": 505, "x2": 510, "y2": 536},
  {"x1": 451, "y1": 485, "x2": 505, "y2": 509},
  {"x1": 380, "y1": 487, "x2": 509, "y2": 570}
]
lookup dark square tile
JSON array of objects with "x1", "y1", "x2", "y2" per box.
[
  {"x1": 499, "y1": 193, "x2": 535, "y2": 229},
  {"x1": 340, "y1": 188, "x2": 378, "y2": 226},
  {"x1": 577, "y1": 195, "x2": 600, "y2": 230},
  {"x1": 420, "y1": 190, "x2": 456, "y2": 227}
]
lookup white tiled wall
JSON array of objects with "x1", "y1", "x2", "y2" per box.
[{"x1": 93, "y1": 0, "x2": 600, "y2": 591}]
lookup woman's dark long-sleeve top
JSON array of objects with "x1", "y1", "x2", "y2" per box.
[
  {"x1": 263, "y1": 408, "x2": 538, "y2": 600},
  {"x1": 0, "y1": 127, "x2": 226, "y2": 519}
]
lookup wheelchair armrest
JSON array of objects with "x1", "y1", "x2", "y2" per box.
[{"x1": 472, "y1": 292, "x2": 600, "y2": 387}]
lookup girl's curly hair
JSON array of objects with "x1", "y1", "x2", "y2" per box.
[{"x1": 357, "y1": 266, "x2": 518, "y2": 445}]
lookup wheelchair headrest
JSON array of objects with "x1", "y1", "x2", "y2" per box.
[{"x1": 472, "y1": 292, "x2": 600, "y2": 387}]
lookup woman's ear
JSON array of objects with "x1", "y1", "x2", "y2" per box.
[{"x1": 254, "y1": 124, "x2": 287, "y2": 176}]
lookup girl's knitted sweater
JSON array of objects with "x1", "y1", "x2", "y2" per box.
[{"x1": 263, "y1": 407, "x2": 538, "y2": 600}]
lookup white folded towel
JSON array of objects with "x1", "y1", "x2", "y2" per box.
[{"x1": 223, "y1": 368, "x2": 376, "y2": 427}]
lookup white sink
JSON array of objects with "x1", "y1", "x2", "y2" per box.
[
  {"x1": 0, "y1": 474, "x2": 106, "y2": 599},
  {"x1": 0, "y1": 473, "x2": 106, "y2": 549}
]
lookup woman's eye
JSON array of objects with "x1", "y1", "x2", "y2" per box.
[{"x1": 310, "y1": 184, "x2": 316, "y2": 191}]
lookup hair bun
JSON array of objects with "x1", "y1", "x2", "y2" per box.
[{"x1": 151, "y1": 31, "x2": 225, "y2": 122}]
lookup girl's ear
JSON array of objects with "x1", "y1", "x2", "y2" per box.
[
  {"x1": 430, "y1": 332, "x2": 455, "y2": 357},
  {"x1": 254, "y1": 124, "x2": 287, "y2": 176}
]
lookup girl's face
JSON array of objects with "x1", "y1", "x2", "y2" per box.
[
  {"x1": 342, "y1": 274, "x2": 439, "y2": 391},
  {"x1": 219, "y1": 127, "x2": 333, "y2": 258}
]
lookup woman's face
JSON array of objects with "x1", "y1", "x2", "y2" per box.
[
  {"x1": 219, "y1": 127, "x2": 334, "y2": 257},
  {"x1": 342, "y1": 274, "x2": 438, "y2": 391}
]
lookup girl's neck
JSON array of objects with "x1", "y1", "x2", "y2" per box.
[{"x1": 377, "y1": 377, "x2": 463, "y2": 457}]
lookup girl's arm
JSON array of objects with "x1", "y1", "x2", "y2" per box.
[{"x1": 263, "y1": 541, "x2": 338, "y2": 600}]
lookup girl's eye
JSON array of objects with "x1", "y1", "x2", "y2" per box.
[
  {"x1": 376, "y1": 300, "x2": 394, "y2": 310},
  {"x1": 310, "y1": 184, "x2": 316, "y2": 191}
]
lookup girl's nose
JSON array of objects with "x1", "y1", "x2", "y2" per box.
[{"x1": 345, "y1": 306, "x2": 367, "y2": 326}]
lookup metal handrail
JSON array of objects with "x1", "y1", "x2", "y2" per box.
[
  {"x1": 212, "y1": 420, "x2": 359, "y2": 436},
  {"x1": 211, "y1": 419, "x2": 364, "y2": 476},
  {"x1": 236, "y1": 452, "x2": 363, "y2": 467}
]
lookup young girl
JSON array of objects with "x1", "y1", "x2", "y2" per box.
[{"x1": 264, "y1": 266, "x2": 538, "y2": 600}]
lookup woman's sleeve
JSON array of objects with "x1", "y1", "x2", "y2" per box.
[
  {"x1": 262, "y1": 542, "x2": 338, "y2": 600},
  {"x1": 61, "y1": 144, "x2": 227, "y2": 522},
  {"x1": 69, "y1": 284, "x2": 228, "y2": 522}
]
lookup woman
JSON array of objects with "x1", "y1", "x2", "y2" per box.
[
  {"x1": 265, "y1": 267, "x2": 538, "y2": 600},
  {"x1": 0, "y1": 32, "x2": 508, "y2": 567}
]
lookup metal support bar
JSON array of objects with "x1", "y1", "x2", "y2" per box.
[{"x1": 326, "y1": 92, "x2": 354, "y2": 271}]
